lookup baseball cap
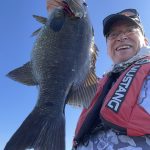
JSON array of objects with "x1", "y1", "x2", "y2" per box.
[{"x1": 103, "y1": 9, "x2": 144, "y2": 37}]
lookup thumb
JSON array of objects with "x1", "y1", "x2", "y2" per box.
[{"x1": 46, "y1": 0, "x2": 64, "y2": 12}]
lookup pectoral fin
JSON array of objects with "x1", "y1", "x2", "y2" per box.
[
  {"x1": 32, "y1": 15, "x2": 48, "y2": 36},
  {"x1": 7, "y1": 62, "x2": 37, "y2": 86},
  {"x1": 31, "y1": 28, "x2": 42, "y2": 37},
  {"x1": 33, "y1": 15, "x2": 47, "y2": 24},
  {"x1": 66, "y1": 72, "x2": 98, "y2": 108}
]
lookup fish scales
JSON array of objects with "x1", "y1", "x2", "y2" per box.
[
  {"x1": 34, "y1": 15, "x2": 92, "y2": 114},
  {"x1": 32, "y1": 17, "x2": 92, "y2": 80}
]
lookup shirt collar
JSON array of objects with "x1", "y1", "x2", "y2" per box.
[{"x1": 110, "y1": 46, "x2": 150, "y2": 73}]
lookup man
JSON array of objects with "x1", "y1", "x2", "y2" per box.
[
  {"x1": 47, "y1": 1, "x2": 150, "y2": 149},
  {"x1": 73, "y1": 9, "x2": 150, "y2": 150}
]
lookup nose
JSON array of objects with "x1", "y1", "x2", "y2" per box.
[{"x1": 116, "y1": 33, "x2": 128, "y2": 41}]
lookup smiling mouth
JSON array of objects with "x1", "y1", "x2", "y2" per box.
[{"x1": 116, "y1": 45, "x2": 132, "y2": 51}]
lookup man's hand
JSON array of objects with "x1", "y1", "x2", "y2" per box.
[{"x1": 47, "y1": 0, "x2": 65, "y2": 11}]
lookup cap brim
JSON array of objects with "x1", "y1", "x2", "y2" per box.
[{"x1": 103, "y1": 14, "x2": 139, "y2": 36}]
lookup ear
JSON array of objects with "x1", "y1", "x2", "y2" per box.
[{"x1": 144, "y1": 37, "x2": 149, "y2": 46}]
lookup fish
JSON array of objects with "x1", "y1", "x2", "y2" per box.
[{"x1": 4, "y1": 0, "x2": 98, "y2": 150}]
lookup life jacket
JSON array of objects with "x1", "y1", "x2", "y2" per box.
[
  {"x1": 73, "y1": 57, "x2": 150, "y2": 148},
  {"x1": 101, "y1": 57, "x2": 150, "y2": 136}
]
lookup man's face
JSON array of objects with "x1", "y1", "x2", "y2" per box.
[{"x1": 106, "y1": 21, "x2": 148, "y2": 64}]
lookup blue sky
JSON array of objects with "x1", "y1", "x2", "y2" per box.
[{"x1": 1, "y1": 0, "x2": 150, "y2": 149}]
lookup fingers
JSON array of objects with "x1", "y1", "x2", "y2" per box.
[{"x1": 46, "y1": 0, "x2": 65, "y2": 11}]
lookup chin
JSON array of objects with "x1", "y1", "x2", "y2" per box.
[
  {"x1": 118, "y1": 54, "x2": 135, "y2": 63},
  {"x1": 114, "y1": 58, "x2": 129, "y2": 64}
]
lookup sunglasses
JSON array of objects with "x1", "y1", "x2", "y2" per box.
[{"x1": 106, "y1": 26, "x2": 140, "y2": 40}]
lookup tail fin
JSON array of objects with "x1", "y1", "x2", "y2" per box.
[{"x1": 4, "y1": 107, "x2": 65, "y2": 150}]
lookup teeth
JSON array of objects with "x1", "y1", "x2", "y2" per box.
[{"x1": 117, "y1": 45, "x2": 131, "y2": 51}]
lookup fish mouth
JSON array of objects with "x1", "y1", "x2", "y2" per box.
[
  {"x1": 63, "y1": 0, "x2": 87, "y2": 18},
  {"x1": 116, "y1": 44, "x2": 132, "y2": 51}
]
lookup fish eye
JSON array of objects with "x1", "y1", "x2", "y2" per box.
[{"x1": 83, "y1": 2, "x2": 88, "y2": 7}]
